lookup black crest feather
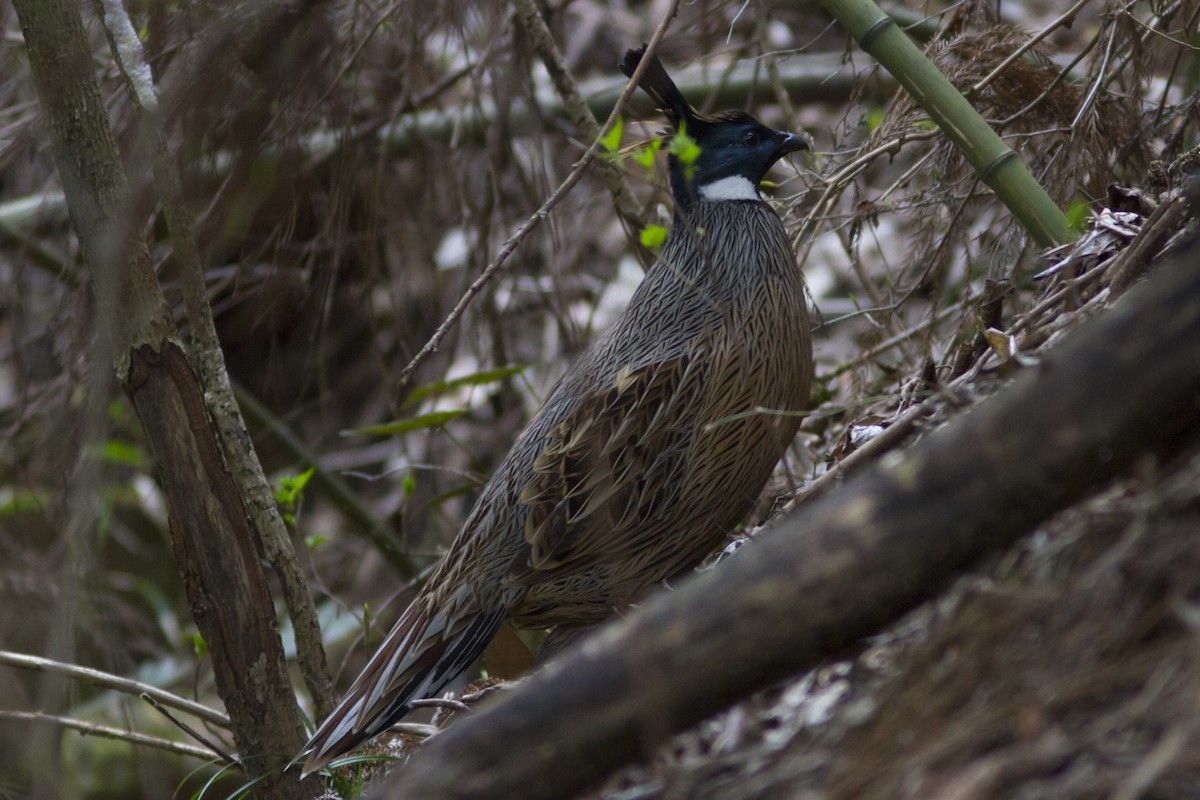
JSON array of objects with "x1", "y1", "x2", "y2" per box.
[{"x1": 620, "y1": 45, "x2": 698, "y2": 132}]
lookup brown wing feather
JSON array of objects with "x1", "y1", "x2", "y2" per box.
[
  {"x1": 301, "y1": 595, "x2": 504, "y2": 775},
  {"x1": 512, "y1": 351, "x2": 697, "y2": 581}
]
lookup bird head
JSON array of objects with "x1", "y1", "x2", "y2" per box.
[
  {"x1": 670, "y1": 111, "x2": 808, "y2": 203},
  {"x1": 620, "y1": 45, "x2": 808, "y2": 208}
]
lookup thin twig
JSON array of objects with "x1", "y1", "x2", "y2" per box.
[
  {"x1": 968, "y1": 0, "x2": 1093, "y2": 98},
  {"x1": 297, "y1": 0, "x2": 404, "y2": 128},
  {"x1": 996, "y1": 31, "x2": 1100, "y2": 127},
  {"x1": 512, "y1": 0, "x2": 650, "y2": 263},
  {"x1": 409, "y1": 697, "x2": 471, "y2": 713},
  {"x1": 1070, "y1": 19, "x2": 1119, "y2": 129},
  {"x1": 822, "y1": 300, "x2": 969, "y2": 380},
  {"x1": 390, "y1": 723, "x2": 440, "y2": 738},
  {"x1": 393, "y1": 2, "x2": 683, "y2": 394},
  {"x1": 1109, "y1": 195, "x2": 1188, "y2": 296},
  {"x1": 1109, "y1": 723, "x2": 1193, "y2": 800},
  {"x1": 777, "y1": 395, "x2": 938, "y2": 514},
  {"x1": 142, "y1": 694, "x2": 238, "y2": 765},
  {"x1": 0, "y1": 710, "x2": 225, "y2": 762},
  {"x1": 0, "y1": 650, "x2": 230, "y2": 728},
  {"x1": 231, "y1": 381, "x2": 416, "y2": 577},
  {"x1": 790, "y1": 128, "x2": 940, "y2": 260}
]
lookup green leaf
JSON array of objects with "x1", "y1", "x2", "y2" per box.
[
  {"x1": 107, "y1": 399, "x2": 129, "y2": 424},
  {"x1": 305, "y1": 535, "x2": 328, "y2": 549},
  {"x1": 600, "y1": 117, "x2": 624, "y2": 153},
  {"x1": 191, "y1": 633, "x2": 207, "y2": 659},
  {"x1": 293, "y1": 467, "x2": 314, "y2": 492},
  {"x1": 403, "y1": 364, "x2": 527, "y2": 408},
  {"x1": 667, "y1": 124, "x2": 701, "y2": 181},
  {"x1": 347, "y1": 408, "x2": 468, "y2": 437},
  {"x1": 865, "y1": 108, "x2": 884, "y2": 130},
  {"x1": 90, "y1": 438, "x2": 143, "y2": 467},
  {"x1": 668, "y1": 128, "x2": 701, "y2": 166},
  {"x1": 351, "y1": 364, "x2": 528, "y2": 438},
  {"x1": 0, "y1": 488, "x2": 45, "y2": 515},
  {"x1": 639, "y1": 224, "x2": 667, "y2": 248},
  {"x1": 275, "y1": 467, "x2": 314, "y2": 526},
  {"x1": 275, "y1": 467, "x2": 314, "y2": 505},
  {"x1": 632, "y1": 139, "x2": 661, "y2": 169},
  {"x1": 402, "y1": 473, "x2": 417, "y2": 498},
  {"x1": 1065, "y1": 198, "x2": 1091, "y2": 234}
]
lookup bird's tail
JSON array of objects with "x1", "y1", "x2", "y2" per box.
[
  {"x1": 300, "y1": 597, "x2": 505, "y2": 776},
  {"x1": 620, "y1": 44, "x2": 696, "y2": 130}
]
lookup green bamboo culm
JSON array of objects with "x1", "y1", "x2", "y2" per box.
[{"x1": 823, "y1": 0, "x2": 1073, "y2": 247}]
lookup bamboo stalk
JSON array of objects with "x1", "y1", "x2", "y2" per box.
[{"x1": 820, "y1": 0, "x2": 1072, "y2": 247}]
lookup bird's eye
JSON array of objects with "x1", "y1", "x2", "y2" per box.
[{"x1": 742, "y1": 129, "x2": 760, "y2": 147}]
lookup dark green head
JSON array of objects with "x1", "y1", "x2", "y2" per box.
[
  {"x1": 667, "y1": 110, "x2": 807, "y2": 206},
  {"x1": 620, "y1": 45, "x2": 808, "y2": 209}
]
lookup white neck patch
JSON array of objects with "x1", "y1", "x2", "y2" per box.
[{"x1": 697, "y1": 175, "x2": 760, "y2": 201}]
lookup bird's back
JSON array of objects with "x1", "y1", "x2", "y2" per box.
[{"x1": 471, "y1": 198, "x2": 812, "y2": 626}]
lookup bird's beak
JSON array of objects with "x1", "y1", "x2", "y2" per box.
[{"x1": 777, "y1": 131, "x2": 809, "y2": 156}]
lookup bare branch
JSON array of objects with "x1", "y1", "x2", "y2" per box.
[
  {"x1": 0, "y1": 650, "x2": 230, "y2": 728},
  {"x1": 0, "y1": 710, "x2": 225, "y2": 762},
  {"x1": 393, "y1": 0, "x2": 684, "y2": 395}
]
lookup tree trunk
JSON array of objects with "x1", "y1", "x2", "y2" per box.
[{"x1": 12, "y1": 1, "x2": 315, "y2": 797}]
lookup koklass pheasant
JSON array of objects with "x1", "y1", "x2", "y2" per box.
[{"x1": 302, "y1": 44, "x2": 813, "y2": 775}]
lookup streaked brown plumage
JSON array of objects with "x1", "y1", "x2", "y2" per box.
[{"x1": 301, "y1": 44, "x2": 813, "y2": 776}]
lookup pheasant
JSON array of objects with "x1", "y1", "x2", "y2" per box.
[{"x1": 301, "y1": 44, "x2": 813, "y2": 775}]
